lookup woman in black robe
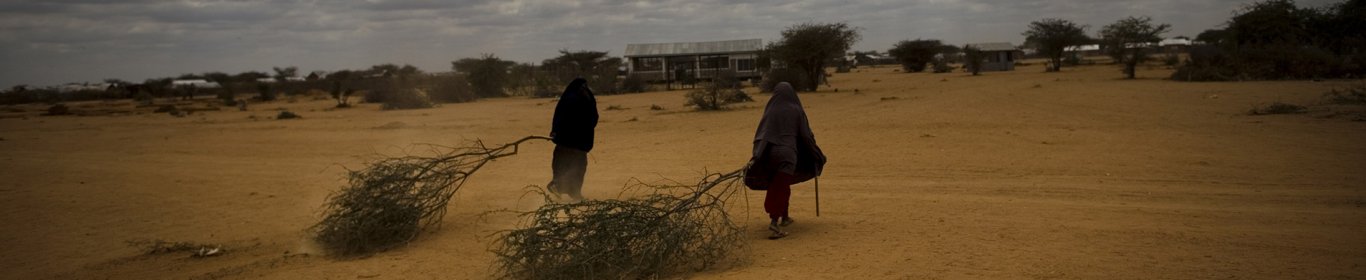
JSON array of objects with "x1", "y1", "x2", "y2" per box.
[
  {"x1": 548, "y1": 78, "x2": 598, "y2": 202},
  {"x1": 745, "y1": 82, "x2": 826, "y2": 239}
]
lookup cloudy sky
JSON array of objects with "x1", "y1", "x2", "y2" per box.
[{"x1": 0, "y1": 0, "x2": 1340, "y2": 88}]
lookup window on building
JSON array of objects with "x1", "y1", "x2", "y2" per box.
[
  {"x1": 633, "y1": 57, "x2": 663, "y2": 71},
  {"x1": 735, "y1": 59, "x2": 756, "y2": 71},
  {"x1": 699, "y1": 55, "x2": 729, "y2": 69}
]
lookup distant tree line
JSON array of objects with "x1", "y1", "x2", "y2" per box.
[{"x1": 1174, "y1": 0, "x2": 1365, "y2": 81}]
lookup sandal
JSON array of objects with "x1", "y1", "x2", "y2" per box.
[
  {"x1": 767, "y1": 224, "x2": 789, "y2": 240},
  {"x1": 779, "y1": 217, "x2": 795, "y2": 227}
]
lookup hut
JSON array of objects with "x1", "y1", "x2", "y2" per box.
[
  {"x1": 624, "y1": 39, "x2": 763, "y2": 82},
  {"x1": 966, "y1": 42, "x2": 1021, "y2": 72}
]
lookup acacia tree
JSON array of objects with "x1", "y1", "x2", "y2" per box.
[
  {"x1": 888, "y1": 39, "x2": 943, "y2": 73},
  {"x1": 768, "y1": 22, "x2": 861, "y2": 91},
  {"x1": 1024, "y1": 18, "x2": 1090, "y2": 72},
  {"x1": 452, "y1": 54, "x2": 515, "y2": 97},
  {"x1": 1101, "y1": 16, "x2": 1171, "y2": 79},
  {"x1": 271, "y1": 66, "x2": 298, "y2": 81},
  {"x1": 540, "y1": 50, "x2": 621, "y2": 95}
]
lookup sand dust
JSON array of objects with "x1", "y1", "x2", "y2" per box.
[{"x1": 2, "y1": 61, "x2": 1364, "y2": 279}]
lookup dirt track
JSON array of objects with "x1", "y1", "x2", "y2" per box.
[{"x1": 2, "y1": 62, "x2": 1363, "y2": 279}]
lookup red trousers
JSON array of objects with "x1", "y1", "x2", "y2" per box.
[{"x1": 764, "y1": 172, "x2": 795, "y2": 220}]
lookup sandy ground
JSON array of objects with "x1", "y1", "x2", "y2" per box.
[{"x1": 2, "y1": 61, "x2": 1364, "y2": 279}]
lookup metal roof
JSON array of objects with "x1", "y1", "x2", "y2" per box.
[
  {"x1": 966, "y1": 42, "x2": 1017, "y2": 52},
  {"x1": 624, "y1": 39, "x2": 762, "y2": 57},
  {"x1": 1160, "y1": 38, "x2": 1192, "y2": 46}
]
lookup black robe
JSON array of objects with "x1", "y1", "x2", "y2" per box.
[
  {"x1": 745, "y1": 82, "x2": 826, "y2": 190},
  {"x1": 551, "y1": 78, "x2": 599, "y2": 152}
]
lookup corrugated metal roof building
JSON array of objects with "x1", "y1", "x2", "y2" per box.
[
  {"x1": 966, "y1": 42, "x2": 1021, "y2": 72},
  {"x1": 624, "y1": 39, "x2": 763, "y2": 82}
]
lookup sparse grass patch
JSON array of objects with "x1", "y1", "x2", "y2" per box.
[
  {"x1": 44, "y1": 104, "x2": 70, "y2": 116},
  {"x1": 1322, "y1": 84, "x2": 1366, "y2": 105},
  {"x1": 126, "y1": 239, "x2": 224, "y2": 257}
]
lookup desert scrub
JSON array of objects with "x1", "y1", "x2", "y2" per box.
[
  {"x1": 493, "y1": 169, "x2": 747, "y2": 279},
  {"x1": 1248, "y1": 102, "x2": 1306, "y2": 115},
  {"x1": 311, "y1": 136, "x2": 551, "y2": 257}
]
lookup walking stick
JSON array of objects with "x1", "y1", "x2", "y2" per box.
[{"x1": 814, "y1": 176, "x2": 821, "y2": 217}]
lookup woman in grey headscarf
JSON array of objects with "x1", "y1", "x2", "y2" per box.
[{"x1": 744, "y1": 82, "x2": 826, "y2": 239}]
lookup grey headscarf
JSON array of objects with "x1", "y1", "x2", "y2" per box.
[{"x1": 753, "y1": 82, "x2": 811, "y2": 149}]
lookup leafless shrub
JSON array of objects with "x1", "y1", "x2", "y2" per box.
[
  {"x1": 310, "y1": 136, "x2": 552, "y2": 257},
  {"x1": 492, "y1": 168, "x2": 747, "y2": 280}
]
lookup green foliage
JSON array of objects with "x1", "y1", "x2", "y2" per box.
[
  {"x1": 452, "y1": 54, "x2": 514, "y2": 97},
  {"x1": 1024, "y1": 18, "x2": 1091, "y2": 72},
  {"x1": 1195, "y1": 29, "x2": 1231, "y2": 45},
  {"x1": 767, "y1": 22, "x2": 862, "y2": 91},
  {"x1": 1175, "y1": 0, "x2": 1366, "y2": 81},
  {"x1": 1100, "y1": 16, "x2": 1171, "y2": 79},
  {"x1": 888, "y1": 39, "x2": 943, "y2": 73}
]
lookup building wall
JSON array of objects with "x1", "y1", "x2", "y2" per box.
[
  {"x1": 980, "y1": 51, "x2": 1016, "y2": 72},
  {"x1": 627, "y1": 52, "x2": 761, "y2": 82}
]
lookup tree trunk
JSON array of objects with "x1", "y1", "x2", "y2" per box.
[
  {"x1": 805, "y1": 63, "x2": 823, "y2": 92},
  {"x1": 1126, "y1": 51, "x2": 1138, "y2": 79}
]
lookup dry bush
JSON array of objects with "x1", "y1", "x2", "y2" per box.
[
  {"x1": 380, "y1": 89, "x2": 435, "y2": 110},
  {"x1": 277, "y1": 111, "x2": 301, "y2": 119},
  {"x1": 1248, "y1": 102, "x2": 1307, "y2": 115},
  {"x1": 687, "y1": 71, "x2": 753, "y2": 110},
  {"x1": 311, "y1": 136, "x2": 551, "y2": 257},
  {"x1": 492, "y1": 168, "x2": 747, "y2": 280},
  {"x1": 1322, "y1": 84, "x2": 1366, "y2": 105},
  {"x1": 619, "y1": 75, "x2": 650, "y2": 93},
  {"x1": 126, "y1": 239, "x2": 224, "y2": 257},
  {"x1": 45, "y1": 104, "x2": 71, "y2": 116}
]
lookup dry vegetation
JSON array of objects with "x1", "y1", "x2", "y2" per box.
[
  {"x1": 493, "y1": 169, "x2": 747, "y2": 279},
  {"x1": 311, "y1": 136, "x2": 550, "y2": 257}
]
